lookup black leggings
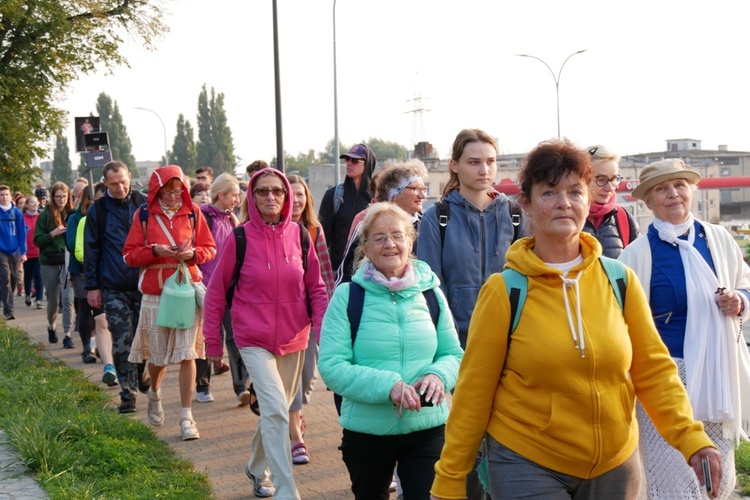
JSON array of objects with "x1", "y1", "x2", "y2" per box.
[{"x1": 75, "y1": 297, "x2": 103, "y2": 355}]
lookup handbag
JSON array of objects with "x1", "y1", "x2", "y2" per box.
[
  {"x1": 156, "y1": 263, "x2": 196, "y2": 329},
  {"x1": 45, "y1": 250, "x2": 65, "y2": 266},
  {"x1": 154, "y1": 213, "x2": 205, "y2": 308}
]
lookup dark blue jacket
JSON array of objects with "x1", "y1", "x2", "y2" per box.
[
  {"x1": 84, "y1": 190, "x2": 145, "y2": 291},
  {"x1": 582, "y1": 207, "x2": 639, "y2": 259}
]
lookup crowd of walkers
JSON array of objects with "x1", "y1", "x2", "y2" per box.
[{"x1": 1, "y1": 129, "x2": 748, "y2": 500}]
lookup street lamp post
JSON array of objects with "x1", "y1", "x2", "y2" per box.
[
  {"x1": 332, "y1": 0, "x2": 340, "y2": 186},
  {"x1": 133, "y1": 107, "x2": 168, "y2": 165},
  {"x1": 516, "y1": 50, "x2": 587, "y2": 138}
]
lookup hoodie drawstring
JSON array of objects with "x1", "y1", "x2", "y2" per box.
[{"x1": 560, "y1": 273, "x2": 585, "y2": 358}]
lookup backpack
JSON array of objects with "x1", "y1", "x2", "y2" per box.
[
  {"x1": 475, "y1": 256, "x2": 627, "y2": 493},
  {"x1": 613, "y1": 206, "x2": 632, "y2": 247},
  {"x1": 333, "y1": 183, "x2": 345, "y2": 215},
  {"x1": 346, "y1": 282, "x2": 440, "y2": 344},
  {"x1": 93, "y1": 190, "x2": 146, "y2": 246},
  {"x1": 434, "y1": 198, "x2": 522, "y2": 247},
  {"x1": 226, "y1": 222, "x2": 310, "y2": 308},
  {"x1": 200, "y1": 208, "x2": 237, "y2": 232}
]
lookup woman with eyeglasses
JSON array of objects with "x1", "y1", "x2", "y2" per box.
[
  {"x1": 319, "y1": 202, "x2": 463, "y2": 499},
  {"x1": 203, "y1": 168, "x2": 328, "y2": 499},
  {"x1": 582, "y1": 145, "x2": 639, "y2": 258},
  {"x1": 123, "y1": 166, "x2": 217, "y2": 441}
]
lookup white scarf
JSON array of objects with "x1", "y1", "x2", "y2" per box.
[{"x1": 653, "y1": 214, "x2": 744, "y2": 438}]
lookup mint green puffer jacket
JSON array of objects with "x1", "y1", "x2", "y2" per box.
[{"x1": 318, "y1": 259, "x2": 463, "y2": 435}]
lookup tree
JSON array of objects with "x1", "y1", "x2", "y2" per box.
[
  {"x1": 195, "y1": 85, "x2": 236, "y2": 176},
  {"x1": 50, "y1": 133, "x2": 73, "y2": 185},
  {"x1": 319, "y1": 138, "x2": 347, "y2": 164},
  {"x1": 97, "y1": 93, "x2": 135, "y2": 169},
  {"x1": 0, "y1": 1, "x2": 166, "y2": 192},
  {"x1": 364, "y1": 138, "x2": 407, "y2": 162},
  {"x1": 271, "y1": 149, "x2": 317, "y2": 177},
  {"x1": 170, "y1": 114, "x2": 196, "y2": 174}
]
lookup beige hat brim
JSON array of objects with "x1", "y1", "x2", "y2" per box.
[{"x1": 631, "y1": 169, "x2": 701, "y2": 200}]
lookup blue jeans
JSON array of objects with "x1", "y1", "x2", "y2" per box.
[{"x1": 486, "y1": 436, "x2": 641, "y2": 499}]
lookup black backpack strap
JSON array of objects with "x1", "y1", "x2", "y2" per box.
[
  {"x1": 434, "y1": 200, "x2": 449, "y2": 248},
  {"x1": 298, "y1": 222, "x2": 310, "y2": 272},
  {"x1": 423, "y1": 288, "x2": 440, "y2": 328},
  {"x1": 226, "y1": 226, "x2": 247, "y2": 308},
  {"x1": 507, "y1": 287, "x2": 521, "y2": 345},
  {"x1": 508, "y1": 200, "x2": 522, "y2": 241},
  {"x1": 200, "y1": 209, "x2": 214, "y2": 231},
  {"x1": 93, "y1": 197, "x2": 107, "y2": 248},
  {"x1": 347, "y1": 282, "x2": 366, "y2": 345}
]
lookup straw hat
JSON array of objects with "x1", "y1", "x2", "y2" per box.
[{"x1": 631, "y1": 159, "x2": 701, "y2": 200}]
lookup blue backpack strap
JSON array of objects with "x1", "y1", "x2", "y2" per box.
[
  {"x1": 501, "y1": 268, "x2": 527, "y2": 340},
  {"x1": 599, "y1": 256, "x2": 626, "y2": 312},
  {"x1": 347, "y1": 282, "x2": 365, "y2": 344},
  {"x1": 333, "y1": 183, "x2": 345, "y2": 215},
  {"x1": 226, "y1": 226, "x2": 247, "y2": 308}
]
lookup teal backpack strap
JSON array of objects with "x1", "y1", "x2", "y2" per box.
[
  {"x1": 599, "y1": 256, "x2": 627, "y2": 312},
  {"x1": 501, "y1": 268, "x2": 527, "y2": 339}
]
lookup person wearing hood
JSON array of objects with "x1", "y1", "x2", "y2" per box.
[
  {"x1": 318, "y1": 143, "x2": 376, "y2": 274},
  {"x1": 318, "y1": 202, "x2": 463, "y2": 499},
  {"x1": 203, "y1": 168, "x2": 328, "y2": 499},
  {"x1": 430, "y1": 140, "x2": 720, "y2": 500},
  {"x1": 581, "y1": 145, "x2": 638, "y2": 258},
  {"x1": 123, "y1": 165, "x2": 216, "y2": 442}
]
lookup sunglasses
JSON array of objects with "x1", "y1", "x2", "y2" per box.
[{"x1": 254, "y1": 187, "x2": 286, "y2": 197}]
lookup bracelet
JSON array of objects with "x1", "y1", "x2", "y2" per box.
[
  {"x1": 739, "y1": 299, "x2": 745, "y2": 318},
  {"x1": 151, "y1": 244, "x2": 157, "y2": 257}
]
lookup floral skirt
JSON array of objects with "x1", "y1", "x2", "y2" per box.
[{"x1": 128, "y1": 294, "x2": 205, "y2": 367}]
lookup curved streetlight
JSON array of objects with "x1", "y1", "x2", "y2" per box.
[
  {"x1": 332, "y1": 0, "x2": 340, "y2": 186},
  {"x1": 515, "y1": 50, "x2": 587, "y2": 138},
  {"x1": 133, "y1": 107, "x2": 168, "y2": 165}
]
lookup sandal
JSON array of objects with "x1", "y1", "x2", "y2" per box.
[
  {"x1": 291, "y1": 442, "x2": 309, "y2": 465},
  {"x1": 300, "y1": 412, "x2": 306, "y2": 438},
  {"x1": 249, "y1": 383, "x2": 260, "y2": 416},
  {"x1": 180, "y1": 417, "x2": 200, "y2": 441},
  {"x1": 147, "y1": 389, "x2": 164, "y2": 427}
]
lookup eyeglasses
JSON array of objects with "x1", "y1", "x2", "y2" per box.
[
  {"x1": 368, "y1": 232, "x2": 407, "y2": 245},
  {"x1": 405, "y1": 186, "x2": 428, "y2": 195},
  {"x1": 345, "y1": 158, "x2": 362, "y2": 164},
  {"x1": 254, "y1": 187, "x2": 286, "y2": 198},
  {"x1": 594, "y1": 175, "x2": 623, "y2": 187},
  {"x1": 161, "y1": 189, "x2": 182, "y2": 197}
]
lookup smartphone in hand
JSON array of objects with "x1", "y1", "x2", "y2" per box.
[
  {"x1": 702, "y1": 457, "x2": 713, "y2": 496},
  {"x1": 419, "y1": 392, "x2": 434, "y2": 407}
]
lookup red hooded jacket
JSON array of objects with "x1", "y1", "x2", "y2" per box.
[{"x1": 123, "y1": 165, "x2": 216, "y2": 294}]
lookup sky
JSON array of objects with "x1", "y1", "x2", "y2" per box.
[{"x1": 53, "y1": 0, "x2": 750, "y2": 168}]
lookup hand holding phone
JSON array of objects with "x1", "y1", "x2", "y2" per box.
[{"x1": 419, "y1": 392, "x2": 434, "y2": 407}]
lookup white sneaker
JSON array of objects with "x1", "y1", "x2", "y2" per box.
[{"x1": 196, "y1": 391, "x2": 214, "y2": 403}]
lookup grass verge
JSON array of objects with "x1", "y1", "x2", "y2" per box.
[
  {"x1": 0, "y1": 322, "x2": 212, "y2": 499},
  {"x1": 737, "y1": 441, "x2": 750, "y2": 495}
]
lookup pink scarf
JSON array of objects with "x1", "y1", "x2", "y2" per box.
[{"x1": 587, "y1": 195, "x2": 617, "y2": 229}]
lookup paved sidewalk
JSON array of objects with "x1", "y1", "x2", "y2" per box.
[
  {"x1": 5, "y1": 302, "x2": 389, "y2": 499},
  {"x1": 0, "y1": 430, "x2": 48, "y2": 500}
]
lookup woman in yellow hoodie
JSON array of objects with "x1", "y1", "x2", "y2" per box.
[{"x1": 430, "y1": 139, "x2": 720, "y2": 500}]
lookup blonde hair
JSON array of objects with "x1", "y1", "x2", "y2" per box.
[
  {"x1": 353, "y1": 203, "x2": 415, "y2": 270},
  {"x1": 586, "y1": 145, "x2": 620, "y2": 165},
  {"x1": 210, "y1": 173, "x2": 239, "y2": 204}
]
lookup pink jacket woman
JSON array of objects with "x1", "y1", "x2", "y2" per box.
[{"x1": 203, "y1": 170, "x2": 328, "y2": 357}]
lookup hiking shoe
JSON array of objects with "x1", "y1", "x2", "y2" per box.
[
  {"x1": 196, "y1": 391, "x2": 214, "y2": 403},
  {"x1": 4, "y1": 312, "x2": 15, "y2": 320},
  {"x1": 35, "y1": 300, "x2": 43, "y2": 310},
  {"x1": 118, "y1": 398, "x2": 136, "y2": 414},
  {"x1": 25, "y1": 296, "x2": 31, "y2": 307},
  {"x1": 82, "y1": 352, "x2": 97, "y2": 364},
  {"x1": 48, "y1": 328, "x2": 58, "y2": 344},
  {"x1": 245, "y1": 464, "x2": 274, "y2": 497},
  {"x1": 291, "y1": 442, "x2": 310, "y2": 465},
  {"x1": 238, "y1": 390, "x2": 251, "y2": 407},
  {"x1": 180, "y1": 418, "x2": 200, "y2": 441},
  {"x1": 62, "y1": 336, "x2": 75, "y2": 349},
  {"x1": 102, "y1": 364, "x2": 118, "y2": 387}
]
